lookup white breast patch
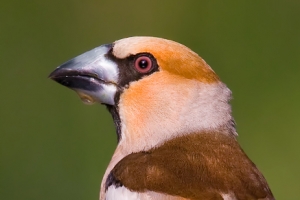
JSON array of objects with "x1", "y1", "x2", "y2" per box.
[
  {"x1": 104, "y1": 186, "x2": 185, "y2": 200},
  {"x1": 105, "y1": 185, "x2": 141, "y2": 200}
]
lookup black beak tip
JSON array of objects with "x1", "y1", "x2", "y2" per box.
[
  {"x1": 48, "y1": 67, "x2": 67, "y2": 81},
  {"x1": 48, "y1": 72, "x2": 55, "y2": 79},
  {"x1": 48, "y1": 68, "x2": 59, "y2": 79}
]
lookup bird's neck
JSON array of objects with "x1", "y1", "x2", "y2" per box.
[{"x1": 118, "y1": 80, "x2": 236, "y2": 155}]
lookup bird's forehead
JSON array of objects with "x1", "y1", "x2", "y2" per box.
[
  {"x1": 113, "y1": 37, "x2": 185, "y2": 58},
  {"x1": 112, "y1": 36, "x2": 220, "y2": 83}
]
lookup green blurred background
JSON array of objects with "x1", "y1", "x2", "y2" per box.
[{"x1": 1, "y1": 1, "x2": 299, "y2": 199}]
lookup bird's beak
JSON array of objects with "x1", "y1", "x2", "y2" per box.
[{"x1": 49, "y1": 44, "x2": 119, "y2": 105}]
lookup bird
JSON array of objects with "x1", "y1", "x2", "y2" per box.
[{"x1": 49, "y1": 36, "x2": 275, "y2": 200}]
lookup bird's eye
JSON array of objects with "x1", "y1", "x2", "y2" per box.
[{"x1": 134, "y1": 56, "x2": 153, "y2": 73}]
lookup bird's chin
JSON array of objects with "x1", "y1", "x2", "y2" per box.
[{"x1": 75, "y1": 90, "x2": 97, "y2": 105}]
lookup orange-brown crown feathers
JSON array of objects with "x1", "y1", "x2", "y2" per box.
[{"x1": 113, "y1": 37, "x2": 219, "y2": 83}]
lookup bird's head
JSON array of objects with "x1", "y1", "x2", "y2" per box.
[{"x1": 49, "y1": 37, "x2": 236, "y2": 154}]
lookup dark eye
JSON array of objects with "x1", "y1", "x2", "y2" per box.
[{"x1": 134, "y1": 56, "x2": 153, "y2": 73}]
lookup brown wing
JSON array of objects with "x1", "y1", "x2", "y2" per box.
[{"x1": 106, "y1": 132, "x2": 274, "y2": 200}]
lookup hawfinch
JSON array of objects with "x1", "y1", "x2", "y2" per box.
[{"x1": 49, "y1": 37, "x2": 274, "y2": 200}]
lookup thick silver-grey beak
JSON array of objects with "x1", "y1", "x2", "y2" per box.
[{"x1": 49, "y1": 44, "x2": 119, "y2": 105}]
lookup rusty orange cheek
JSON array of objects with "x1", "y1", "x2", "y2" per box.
[{"x1": 118, "y1": 72, "x2": 195, "y2": 136}]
